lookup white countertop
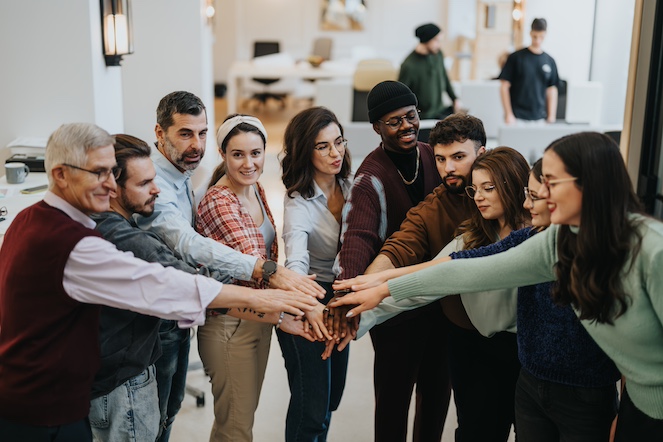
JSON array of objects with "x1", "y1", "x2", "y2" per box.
[{"x1": 0, "y1": 172, "x2": 49, "y2": 238}]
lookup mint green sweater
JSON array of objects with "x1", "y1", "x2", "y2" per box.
[{"x1": 389, "y1": 215, "x2": 663, "y2": 419}]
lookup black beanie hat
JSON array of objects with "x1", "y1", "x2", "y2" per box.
[
  {"x1": 367, "y1": 81, "x2": 418, "y2": 123},
  {"x1": 415, "y1": 23, "x2": 441, "y2": 43}
]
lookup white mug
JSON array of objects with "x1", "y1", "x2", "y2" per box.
[{"x1": 5, "y1": 162, "x2": 30, "y2": 184}]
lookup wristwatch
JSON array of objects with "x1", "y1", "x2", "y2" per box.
[{"x1": 262, "y1": 260, "x2": 278, "y2": 285}]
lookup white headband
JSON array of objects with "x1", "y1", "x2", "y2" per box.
[{"x1": 216, "y1": 115, "x2": 268, "y2": 148}]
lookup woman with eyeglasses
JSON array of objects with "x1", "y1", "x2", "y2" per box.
[
  {"x1": 332, "y1": 132, "x2": 663, "y2": 440},
  {"x1": 331, "y1": 146, "x2": 530, "y2": 440},
  {"x1": 449, "y1": 159, "x2": 620, "y2": 441},
  {"x1": 278, "y1": 107, "x2": 353, "y2": 441}
]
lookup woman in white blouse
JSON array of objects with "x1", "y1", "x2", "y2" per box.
[{"x1": 279, "y1": 107, "x2": 353, "y2": 441}]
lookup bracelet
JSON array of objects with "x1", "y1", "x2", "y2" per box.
[{"x1": 275, "y1": 311, "x2": 285, "y2": 329}]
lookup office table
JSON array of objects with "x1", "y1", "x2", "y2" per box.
[
  {"x1": 226, "y1": 59, "x2": 355, "y2": 114},
  {"x1": 0, "y1": 173, "x2": 48, "y2": 240}
]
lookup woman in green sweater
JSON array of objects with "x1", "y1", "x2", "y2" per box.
[{"x1": 331, "y1": 132, "x2": 663, "y2": 440}]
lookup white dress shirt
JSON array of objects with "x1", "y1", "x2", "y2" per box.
[
  {"x1": 134, "y1": 147, "x2": 257, "y2": 281},
  {"x1": 43, "y1": 192, "x2": 222, "y2": 328},
  {"x1": 282, "y1": 178, "x2": 352, "y2": 283}
]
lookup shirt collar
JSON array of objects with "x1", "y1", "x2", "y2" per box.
[
  {"x1": 151, "y1": 144, "x2": 195, "y2": 190},
  {"x1": 305, "y1": 177, "x2": 352, "y2": 202},
  {"x1": 43, "y1": 191, "x2": 97, "y2": 229}
]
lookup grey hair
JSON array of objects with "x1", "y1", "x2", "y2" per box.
[{"x1": 45, "y1": 123, "x2": 115, "y2": 188}]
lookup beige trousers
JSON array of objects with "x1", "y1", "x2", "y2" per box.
[{"x1": 197, "y1": 314, "x2": 272, "y2": 442}]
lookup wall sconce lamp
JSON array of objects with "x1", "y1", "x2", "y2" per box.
[{"x1": 101, "y1": 0, "x2": 134, "y2": 66}]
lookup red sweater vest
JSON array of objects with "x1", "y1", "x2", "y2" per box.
[{"x1": 0, "y1": 201, "x2": 102, "y2": 426}]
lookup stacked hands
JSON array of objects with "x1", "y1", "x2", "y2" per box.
[{"x1": 262, "y1": 267, "x2": 395, "y2": 357}]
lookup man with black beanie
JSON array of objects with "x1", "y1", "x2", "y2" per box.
[
  {"x1": 399, "y1": 23, "x2": 461, "y2": 120},
  {"x1": 333, "y1": 80, "x2": 451, "y2": 441}
]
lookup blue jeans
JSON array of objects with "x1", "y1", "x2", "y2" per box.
[
  {"x1": 89, "y1": 365, "x2": 160, "y2": 442},
  {"x1": 276, "y1": 282, "x2": 350, "y2": 442},
  {"x1": 515, "y1": 368, "x2": 618, "y2": 442},
  {"x1": 155, "y1": 320, "x2": 190, "y2": 442}
]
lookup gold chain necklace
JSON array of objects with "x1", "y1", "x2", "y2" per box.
[{"x1": 396, "y1": 146, "x2": 420, "y2": 185}]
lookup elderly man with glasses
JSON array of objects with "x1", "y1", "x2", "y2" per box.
[
  {"x1": 0, "y1": 123, "x2": 316, "y2": 442},
  {"x1": 332, "y1": 80, "x2": 448, "y2": 442}
]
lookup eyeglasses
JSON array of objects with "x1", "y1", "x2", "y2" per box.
[
  {"x1": 378, "y1": 110, "x2": 420, "y2": 130},
  {"x1": 465, "y1": 184, "x2": 496, "y2": 198},
  {"x1": 540, "y1": 175, "x2": 578, "y2": 189},
  {"x1": 314, "y1": 138, "x2": 347, "y2": 157},
  {"x1": 524, "y1": 187, "x2": 544, "y2": 202},
  {"x1": 63, "y1": 163, "x2": 121, "y2": 182}
]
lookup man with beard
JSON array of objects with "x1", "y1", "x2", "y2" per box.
[
  {"x1": 91, "y1": 134, "x2": 314, "y2": 441},
  {"x1": 399, "y1": 23, "x2": 461, "y2": 120},
  {"x1": 363, "y1": 114, "x2": 488, "y2": 441},
  {"x1": 135, "y1": 91, "x2": 325, "y2": 441},
  {"x1": 333, "y1": 81, "x2": 446, "y2": 442}
]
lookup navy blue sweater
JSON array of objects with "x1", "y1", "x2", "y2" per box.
[{"x1": 450, "y1": 227, "x2": 620, "y2": 387}]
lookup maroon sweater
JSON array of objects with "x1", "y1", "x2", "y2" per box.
[
  {"x1": 337, "y1": 142, "x2": 441, "y2": 279},
  {"x1": 0, "y1": 201, "x2": 102, "y2": 426}
]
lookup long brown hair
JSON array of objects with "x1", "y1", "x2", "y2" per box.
[
  {"x1": 281, "y1": 107, "x2": 352, "y2": 199},
  {"x1": 548, "y1": 132, "x2": 643, "y2": 323},
  {"x1": 457, "y1": 147, "x2": 531, "y2": 249},
  {"x1": 208, "y1": 113, "x2": 266, "y2": 189}
]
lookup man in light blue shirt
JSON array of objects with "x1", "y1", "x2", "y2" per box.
[{"x1": 135, "y1": 91, "x2": 324, "y2": 441}]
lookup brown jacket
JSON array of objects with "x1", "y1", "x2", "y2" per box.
[{"x1": 380, "y1": 184, "x2": 477, "y2": 329}]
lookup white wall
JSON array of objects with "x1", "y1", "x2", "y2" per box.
[
  {"x1": 526, "y1": 0, "x2": 596, "y2": 84},
  {"x1": 213, "y1": 0, "x2": 445, "y2": 84},
  {"x1": 591, "y1": 0, "x2": 636, "y2": 125},
  {"x1": 0, "y1": 0, "x2": 124, "y2": 149},
  {"x1": 120, "y1": 0, "x2": 218, "y2": 191}
]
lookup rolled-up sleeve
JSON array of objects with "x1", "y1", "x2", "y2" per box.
[{"x1": 64, "y1": 236, "x2": 222, "y2": 328}]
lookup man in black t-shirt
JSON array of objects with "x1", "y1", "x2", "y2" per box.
[{"x1": 499, "y1": 18, "x2": 560, "y2": 124}]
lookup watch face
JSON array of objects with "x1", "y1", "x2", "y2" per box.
[{"x1": 263, "y1": 260, "x2": 278, "y2": 276}]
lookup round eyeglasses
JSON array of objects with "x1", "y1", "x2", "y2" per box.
[
  {"x1": 378, "y1": 110, "x2": 420, "y2": 130},
  {"x1": 540, "y1": 175, "x2": 577, "y2": 189},
  {"x1": 465, "y1": 184, "x2": 496, "y2": 199},
  {"x1": 524, "y1": 187, "x2": 544, "y2": 202},
  {"x1": 314, "y1": 139, "x2": 347, "y2": 157}
]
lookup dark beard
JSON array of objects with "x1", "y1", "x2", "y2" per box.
[
  {"x1": 442, "y1": 175, "x2": 467, "y2": 195},
  {"x1": 120, "y1": 192, "x2": 157, "y2": 217}
]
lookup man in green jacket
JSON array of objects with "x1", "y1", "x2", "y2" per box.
[{"x1": 399, "y1": 23, "x2": 461, "y2": 120}]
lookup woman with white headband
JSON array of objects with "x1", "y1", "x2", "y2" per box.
[{"x1": 196, "y1": 114, "x2": 314, "y2": 441}]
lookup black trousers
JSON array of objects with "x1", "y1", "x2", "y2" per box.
[
  {"x1": 447, "y1": 322, "x2": 520, "y2": 442},
  {"x1": 614, "y1": 387, "x2": 663, "y2": 441},
  {"x1": 369, "y1": 303, "x2": 451, "y2": 442},
  {"x1": 0, "y1": 417, "x2": 92, "y2": 442}
]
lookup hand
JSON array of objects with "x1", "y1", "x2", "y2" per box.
[
  {"x1": 546, "y1": 116, "x2": 556, "y2": 124},
  {"x1": 332, "y1": 271, "x2": 391, "y2": 293},
  {"x1": 328, "y1": 283, "x2": 391, "y2": 318},
  {"x1": 279, "y1": 315, "x2": 316, "y2": 342},
  {"x1": 270, "y1": 266, "x2": 326, "y2": 299},
  {"x1": 505, "y1": 113, "x2": 516, "y2": 125},
  {"x1": 321, "y1": 319, "x2": 357, "y2": 360},
  {"x1": 325, "y1": 303, "x2": 353, "y2": 340},
  {"x1": 453, "y1": 99, "x2": 464, "y2": 113},
  {"x1": 247, "y1": 289, "x2": 317, "y2": 316},
  {"x1": 305, "y1": 302, "x2": 332, "y2": 340}
]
